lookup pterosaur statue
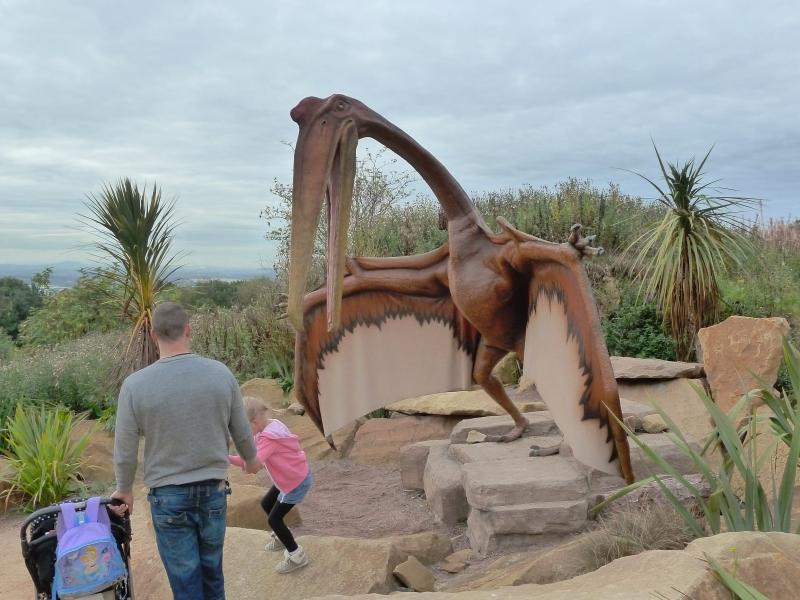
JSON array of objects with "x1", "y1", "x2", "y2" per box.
[{"x1": 285, "y1": 94, "x2": 634, "y2": 484}]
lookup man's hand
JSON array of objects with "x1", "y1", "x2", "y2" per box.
[
  {"x1": 245, "y1": 461, "x2": 262, "y2": 475},
  {"x1": 110, "y1": 490, "x2": 134, "y2": 516}
]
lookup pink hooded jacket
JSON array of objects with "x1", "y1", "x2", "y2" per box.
[{"x1": 229, "y1": 419, "x2": 309, "y2": 493}]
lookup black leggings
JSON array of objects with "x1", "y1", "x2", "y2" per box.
[{"x1": 260, "y1": 486, "x2": 298, "y2": 552}]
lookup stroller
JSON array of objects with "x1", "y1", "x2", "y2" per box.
[{"x1": 20, "y1": 497, "x2": 134, "y2": 600}]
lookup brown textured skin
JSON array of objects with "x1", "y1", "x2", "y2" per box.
[{"x1": 288, "y1": 95, "x2": 634, "y2": 483}]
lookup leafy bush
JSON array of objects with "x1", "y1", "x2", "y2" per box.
[
  {"x1": 191, "y1": 283, "x2": 294, "y2": 382},
  {"x1": 1, "y1": 404, "x2": 95, "y2": 510},
  {"x1": 19, "y1": 270, "x2": 122, "y2": 347},
  {"x1": 595, "y1": 339, "x2": 800, "y2": 535},
  {"x1": 602, "y1": 285, "x2": 676, "y2": 360},
  {"x1": 0, "y1": 275, "x2": 46, "y2": 339},
  {"x1": 0, "y1": 331, "x2": 121, "y2": 442}
]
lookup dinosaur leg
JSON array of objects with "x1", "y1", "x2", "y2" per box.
[{"x1": 474, "y1": 341, "x2": 529, "y2": 442}]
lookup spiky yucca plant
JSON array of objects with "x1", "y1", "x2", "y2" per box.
[
  {"x1": 83, "y1": 179, "x2": 181, "y2": 374},
  {"x1": 627, "y1": 145, "x2": 756, "y2": 360}
]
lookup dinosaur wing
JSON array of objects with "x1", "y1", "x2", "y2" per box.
[
  {"x1": 294, "y1": 252, "x2": 480, "y2": 437},
  {"x1": 522, "y1": 254, "x2": 633, "y2": 483}
]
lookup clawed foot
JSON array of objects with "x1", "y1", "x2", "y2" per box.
[
  {"x1": 493, "y1": 420, "x2": 529, "y2": 443},
  {"x1": 568, "y1": 224, "x2": 604, "y2": 258}
]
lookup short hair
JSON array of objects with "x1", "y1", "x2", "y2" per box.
[
  {"x1": 243, "y1": 396, "x2": 269, "y2": 421},
  {"x1": 152, "y1": 302, "x2": 189, "y2": 341}
]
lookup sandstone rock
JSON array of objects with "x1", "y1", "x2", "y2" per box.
[
  {"x1": 440, "y1": 561, "x2": 467, "y2": 574},
  {"x1": 511, "y1": 384, "x2": 544, "y2": 404},
  {"x1": 519, "y1": 400, "x2": 548, "y2": 412},
  {"x1": 400, "y1": 439, "x2": 448, "y2": 491},
  {"x1": 423, "y1": 442, "x2": 468, "y2": 524},
  {"x1": 641, "y1": 414, "x2": 668, "y2": 433},
  {"x1": 450, "y1": 412, "x2": 558, "y2": 444},
  {"x1": 466, "y1": 430, "x2": 487, "y2": 444},
  {"x1": 226, "y1": 484, "x2": 301, "y2": 530},
  {"x1": 463, "y1": 456, "x2": 589, "y2": 509},
  {"x1": 444, "y1": 548, "x2": 473, "y2": 564},
  {"x1": 286, "y1": 402, "x2": 305, "y2": 415},
  {"x1": 468, "y1": 500, "x2": 588, "y2": 554},
  {"x1": 350, "y1": 416, "x2": 459, "y2": 464},
  {"x1": 446, "y1": 531, "x2": 605, "y2": 591},
  {"x1": 619, "y1": 398, "x2": 657, "y2": 420},
  {"x1": 394, "y1": 556, "x2": 436, "y2": 592},
  {"x1": 306, "y1": 531, "x2": 800, "y2": 600},
  {"x1": 698, "y1": 316, "x2": 790, "y2": 412},
  {"x1": 492, "y1": 352, "x2": 521, "y2": 385},
  {"x1": 629, "y1": 433, "x2": 700, "y2": 478},
  {"x1": 388, "y1": 388, "x2": 519, "y2": 418},
  {"x1": 224, "y1": 531, "x2": 406, "y2": 598},
  {"x1": 389, "y1": 531, "x2": 453, "y2": 565},
  {"x1": 240, "y1": 378, "x2": 288, "y2": 410},
  {"x1": 611, "y1": 356, "x2": 704, "y2": 380},
  {"x1": 623, "y1": 415, "x2": 642, "y2": 432},
  {"x1": 619, "y1": 378, "x2": 713, "y2": 443}
]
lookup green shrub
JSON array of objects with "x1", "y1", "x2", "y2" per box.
[
  {"x1": 19, "y1": 271, "x2": 121, "y2": 347},
  {"x1": 0, "y1": 329, "x2": 14, "y2": 363},
  {"x1": 602, "y1": 285, "x2": 676, "y2": 360},
  {"x1": 1, "y1": 404, "x2": 95, "y2": 510},
  {"x1": 0, "y1": 331, "x2": 121, "y2": 443}
]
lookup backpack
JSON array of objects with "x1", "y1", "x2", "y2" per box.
[{"x1": 51, "y1": 497, "x2": 127, "y2": 599}]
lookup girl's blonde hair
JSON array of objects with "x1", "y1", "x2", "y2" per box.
[{"x1": 243, "y1": 396, "x2": 269, "y2": 421}]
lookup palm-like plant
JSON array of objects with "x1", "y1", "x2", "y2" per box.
[
  {"x1": 627, "y1": 144, "x2": 756, "y2": 360},
  {"x1": 83, "y1": 179, "x2": 181, "y2": 373}
]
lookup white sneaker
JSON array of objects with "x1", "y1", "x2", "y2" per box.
[
  {"x1": 265, "y1": 532, "x2": 285, "y2": 552},
  {"x1": 275, "y1": 546, "x2": 309, "y2": 574}
]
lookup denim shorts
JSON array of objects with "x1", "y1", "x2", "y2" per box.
[{"x1": 278, "y1": 471, "x2": 313, "y2": 504}]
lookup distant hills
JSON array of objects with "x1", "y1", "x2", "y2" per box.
[{"x1": 0, "y1": 262, "x2": 274, "y2": 288}]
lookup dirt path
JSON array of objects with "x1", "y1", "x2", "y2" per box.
[{"x1": 1, "y1": 458, "x2": 465, "y2": 599}]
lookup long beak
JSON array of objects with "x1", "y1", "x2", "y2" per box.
[{"x1": 287, "y1": 120, "x2": 357, "y2": 332}]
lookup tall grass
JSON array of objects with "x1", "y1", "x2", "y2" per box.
[{"x1": 191, "y1": 283, "x2": 294, "y2": 382}]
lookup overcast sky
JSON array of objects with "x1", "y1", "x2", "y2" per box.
[{"x1": 1, "y1": 1, "x2": 798, "y2": 270}]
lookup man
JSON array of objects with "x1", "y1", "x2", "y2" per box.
[{"x1": 112, "y1": 302, "x2": 260, "y2": 600}]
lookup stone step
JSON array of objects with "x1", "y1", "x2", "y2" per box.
[
  {"x1": 448, "y1": 435, "x2": 562, "y2": 464},
  {"x1": 450, "y1": 412, "x2": 558, "y2": 444},
  {"x1": 462, "y1": 456, "x2": 589, "y2": 510},
  {"x1": 423, "y1": 441, "x2": 469, "y2": 524},
  {"x1": 467, "y1": 499, "x2": 588, "y2": 555},
  {"x1": 401, "y1": 439, "x2": 449, "y2": 491}
]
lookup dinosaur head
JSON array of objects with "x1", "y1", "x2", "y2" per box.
[{"x1": 286, "y1": 94, "x2": 381, "y2": 332}]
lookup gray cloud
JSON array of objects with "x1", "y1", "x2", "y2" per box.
[{"x1": 1, "y1": 0, "x2": 797, "y2": 269}]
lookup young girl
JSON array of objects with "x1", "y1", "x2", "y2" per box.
[{"x1": 229, "y1": 397, "x2": 313, "y2": 574}]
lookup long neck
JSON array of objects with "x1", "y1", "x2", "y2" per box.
[{"x1": 365, "y1": 118, "x2": 489, "y2": 228}]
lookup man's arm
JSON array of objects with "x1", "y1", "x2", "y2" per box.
[
  {"x1": 112, "y1": 382, "x2": 140, "y2": 513},
  {"x1": 228, "y1": 376, "x2": 259, "y2": 472}
]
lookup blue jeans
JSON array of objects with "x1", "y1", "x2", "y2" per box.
[{"x1": 148, "y1": 480, "x2": 229, "y2": 600}]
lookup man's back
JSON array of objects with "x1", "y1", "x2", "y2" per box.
[{"x1": 114, "y1": 353, "x2": 254, "y2": 490}]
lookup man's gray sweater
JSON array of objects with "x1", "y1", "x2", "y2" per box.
[{"x1": 114, "y1": 353, "x2": 257, "y2": 492}]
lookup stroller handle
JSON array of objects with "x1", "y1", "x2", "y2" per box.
[{"x1": 20, "y1": 496, "x2": 128, "y2": 548}]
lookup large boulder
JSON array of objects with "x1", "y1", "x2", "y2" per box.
[
  {"x1": 698, "y1": 316, "x2": 790, "y2": 412},
  {"x1": 224, "y1": 530, "x2": 454, "y2": 599},
  {"x1": 618, "y1": 379, "x2": 713, "y2": 443},
  {"x1": 611, "y1": 357, "x2": 704, "y2": 380},
  {"x1": 423, "y1": 442, "x2": 469, "y2": 524},
  {"x1": 349, "y1": 416, "x2": 459, "y2": 464},
  {"x1": 307, "y1": 532, "x2": 800, "y2": 599},
  {"x1": 240, "y1": 378, "x2": 288, "y2": 410},
  {"x1": 401, "y1": 439, "x2": 450, "y2": 491}
]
